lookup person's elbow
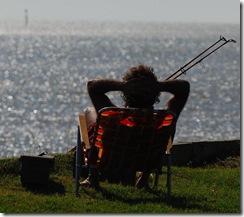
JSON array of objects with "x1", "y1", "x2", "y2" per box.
[
  {"x1": 176, "y1": 80, "x2": 190, "y2": 98},
  {"x1": 182, "y1": 80, "x2": 190, "y2": 96},
  {"x1": 87, "y1": 79, "x2": 98, "y2": 93}
]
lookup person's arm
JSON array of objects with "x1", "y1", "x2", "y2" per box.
[
  {"x1": 87, "y1": 79, "x2": 124, "y2": 112},
  {"x1": 87, "y1": 77, "x2": 190, "y2": 114},
  {"x1": 156, "y1": 79, "x2": 190, "y2": 99},
  {"x1": 156, "y1": 79, "x2": 190, "y2": 116}
]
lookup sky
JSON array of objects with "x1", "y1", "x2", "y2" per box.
[{"x1": 0, "y1": 0, "x2": 240, "y2": 24}]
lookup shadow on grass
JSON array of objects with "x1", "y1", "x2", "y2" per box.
[
  {"x1": 81, "y1": 186, "x2": 207, "y2": 211},
  {"x1": 23, "y1": 180, "x2": 65, "y2": 195}
]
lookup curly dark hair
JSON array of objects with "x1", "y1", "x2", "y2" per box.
[{"x1": 122, "y1": 64, "x2": 160, "y2": 107}]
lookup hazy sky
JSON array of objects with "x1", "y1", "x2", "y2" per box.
[{"x1": 0, "y1": 0, "x2": 240, "y2": 24}]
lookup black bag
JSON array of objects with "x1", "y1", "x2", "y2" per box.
[{"x1": 20, "y1": 153, "x2": 55, "y2": 186}]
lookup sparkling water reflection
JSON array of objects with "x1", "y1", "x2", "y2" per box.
[{"x1": 0, "y1": 21, "x2": 240, "y2": 158}]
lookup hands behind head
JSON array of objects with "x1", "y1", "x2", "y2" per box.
[{"x1": 122, "y1": 78, "x2": 159, "y2": 101}]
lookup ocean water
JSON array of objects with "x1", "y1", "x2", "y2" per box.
[{"x1": 0, "y1": 20, "x2": 240, "y2": 159}]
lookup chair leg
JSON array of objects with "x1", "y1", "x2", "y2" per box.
[
  {"x1": 166, "y1": 153, "x2": 172, "y2": 202},
  {"x1": 75, "y1": 126, "x2": 82, "y2": 197}
]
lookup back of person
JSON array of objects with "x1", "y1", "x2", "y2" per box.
[{"x1": 80, "y1": 64, "x2": 190, "y2": 188}]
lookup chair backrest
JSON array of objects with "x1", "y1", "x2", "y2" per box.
[{"x1": 92, "y1": 107, "x2": 176, "y2": 172}]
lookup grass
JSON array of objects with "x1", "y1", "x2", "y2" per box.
[{"x1": 0, "y1": 153, "x2": 240, "y2": 214}]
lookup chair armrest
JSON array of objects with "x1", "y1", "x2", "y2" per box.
[{"x1": 78, "y1": 114, "x2": 90, "y2": 149}]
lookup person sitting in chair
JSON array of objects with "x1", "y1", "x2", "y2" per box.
[{"x1": 80, "y1": 64, "x2": 190, "y2": 189}]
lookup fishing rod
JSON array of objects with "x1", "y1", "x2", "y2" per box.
[{"x1": 165, "y1": 35, "x2": 236, "y2": 80}]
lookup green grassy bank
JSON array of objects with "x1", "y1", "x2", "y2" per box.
[{"x1": 0, "y1": 153, "x2": 240, "y2": 214}]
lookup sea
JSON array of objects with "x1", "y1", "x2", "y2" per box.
[{"x1": 0, "y1": 20, "x2": 240, "y2": 159}]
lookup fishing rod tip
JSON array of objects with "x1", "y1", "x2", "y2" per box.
[{"x1": 220, "y1": 35, "x2": 227, "y2": 41}]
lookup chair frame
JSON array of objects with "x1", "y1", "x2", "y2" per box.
[{"x1": 75, "y1": 107, "x2": 176, "y2": 201}]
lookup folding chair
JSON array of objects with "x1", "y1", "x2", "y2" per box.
[{"x1": 75, "y1": 107, "x2": 176, "y2": 201}]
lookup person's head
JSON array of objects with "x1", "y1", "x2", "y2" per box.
[{"x1": 122, "y1": 64, "x2": 160, "y2": 108}]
